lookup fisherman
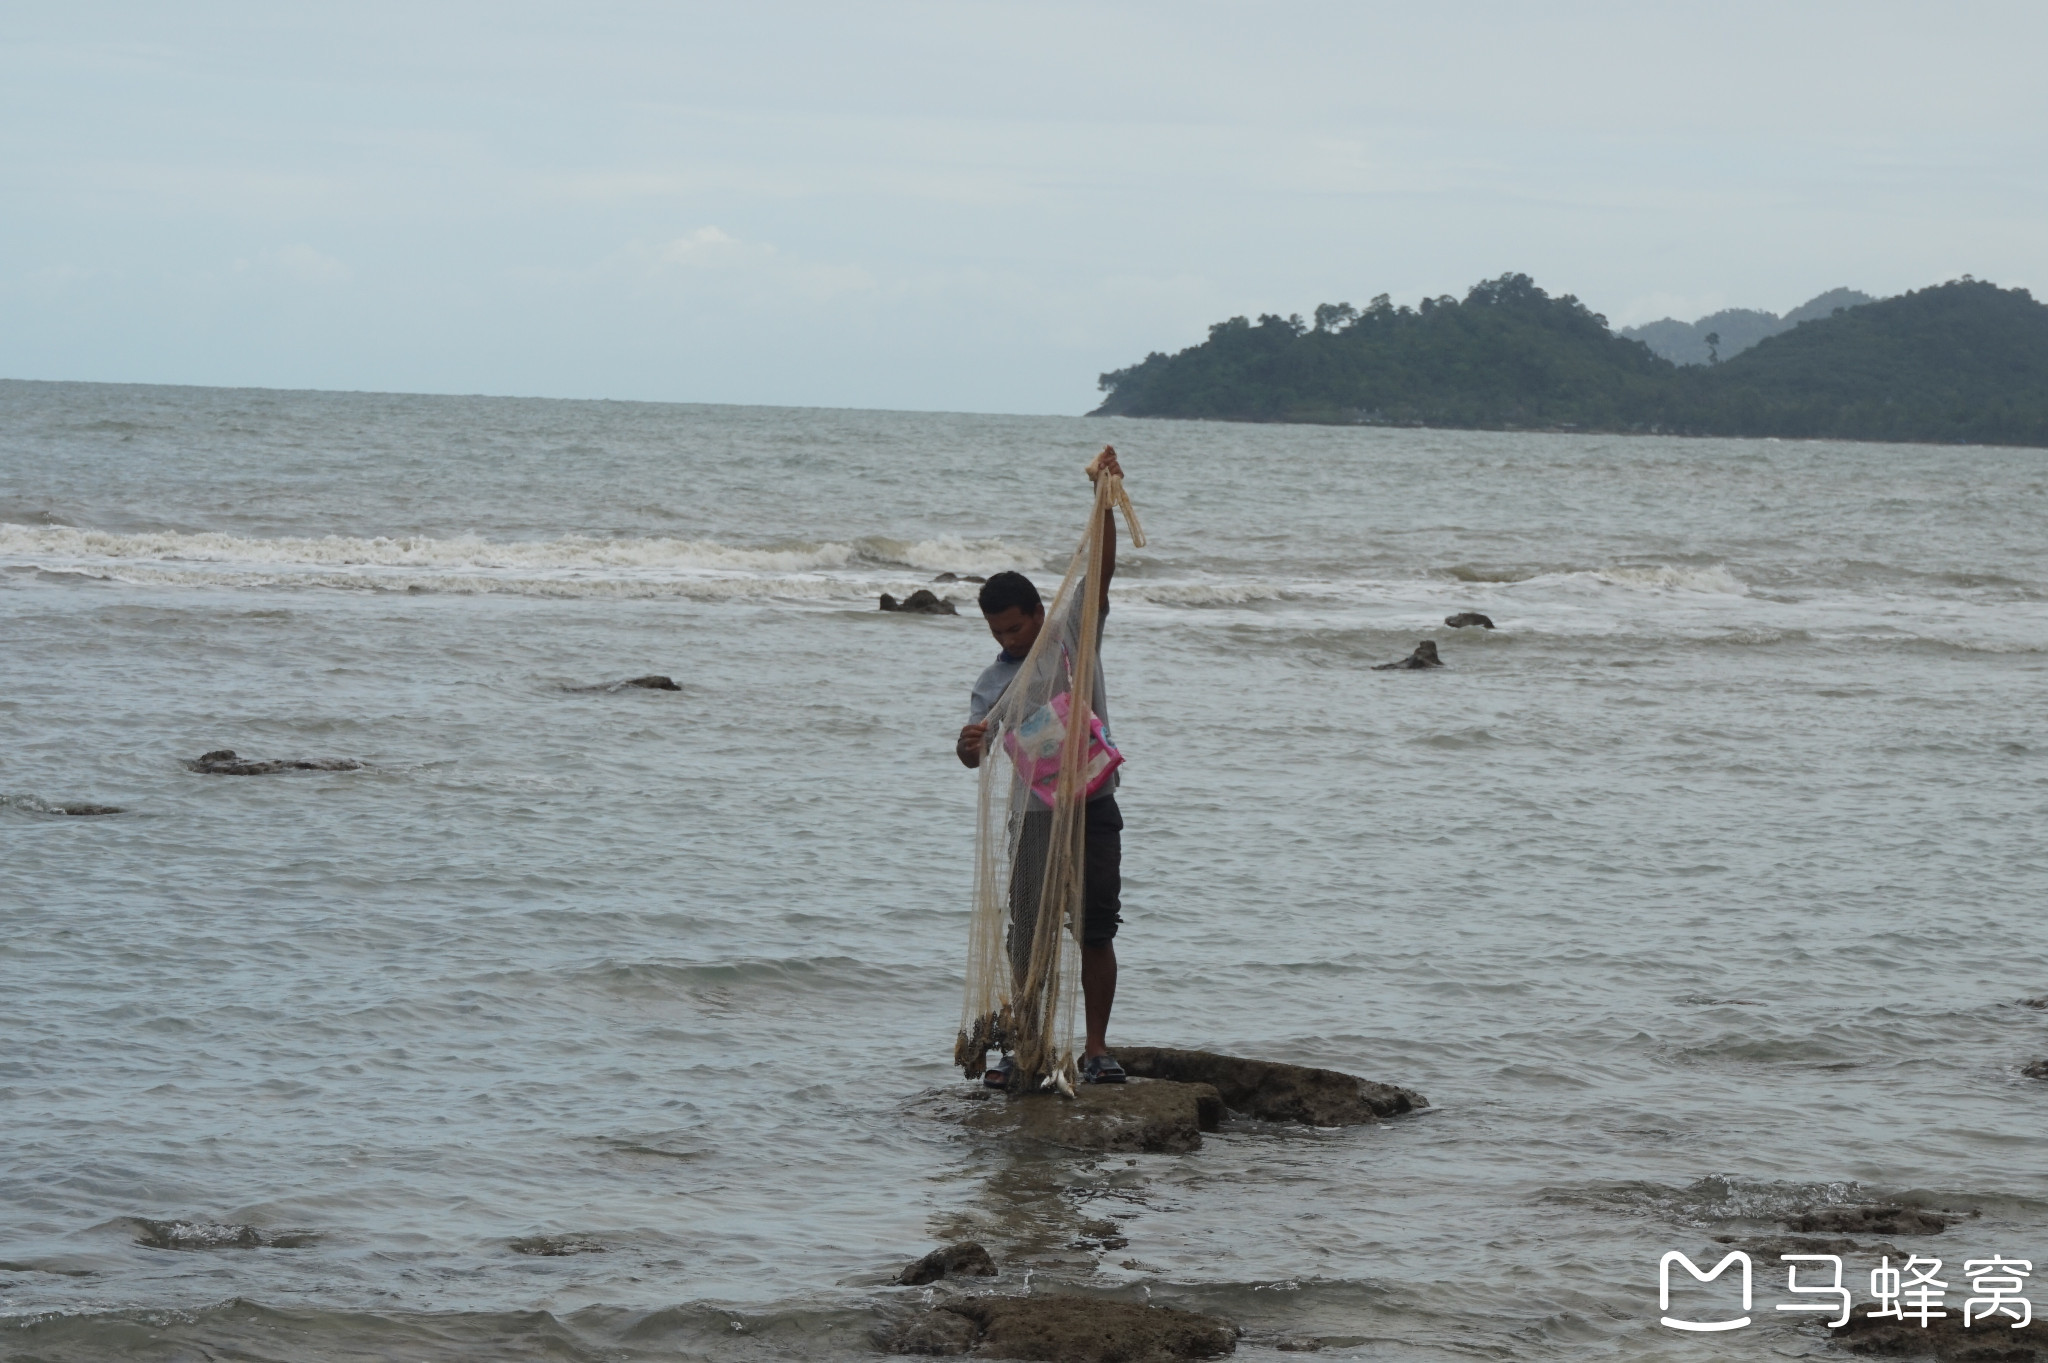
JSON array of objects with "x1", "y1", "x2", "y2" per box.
[{"x1": 955, "y1": 446, "x2": 1127, "y2": 1088}]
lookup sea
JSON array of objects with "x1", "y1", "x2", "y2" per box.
[{"x1": 3, "y1": 378, "x2": 2047, "y2": 1361}]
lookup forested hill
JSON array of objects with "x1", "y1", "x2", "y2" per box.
[{"x1": 1090, "y1": 275, "x2": 2048, "y2": 448}]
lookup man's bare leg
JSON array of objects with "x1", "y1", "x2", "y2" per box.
[{"x1": 1081, "y1": 940, "x2": 1117, "y2": 1058}]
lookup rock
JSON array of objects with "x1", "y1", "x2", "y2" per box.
[
  {"x1": 885, "y1": 1294, "x2": 1237, "y2": 1362},
  {"x1": 56, "y1": 803, "x2": 123, "y2": 816},
  {"x1": 509, "y1": 1234, "x2": 606, "y2": 1256},
  {"x1": 2020, "y1": 996, "x2": 2048, "y2": 1010},
  {"x1": 1114, "y1": 1047, "x2": 1427, "y2": 1126},
  {"x1": 1275, "y1": 1339, "x2": 1368, "y2": 1354},
  {"x1": 563, "y1": 675, "x2": 680, "y2": 693},
  {"x1": 881, "y1": 589, "x2": 959, "y2": 615},
  {"x1": 931, "y1": 573, "x2": 988, "y2": 585},
  {"x1": 1781, "y1": 1205, "x2": 1965, "y2": 1237},
  {"x1": 883, "y1": 1307, "x2": 982, "y2": 1356},
  {"x1": 960, "y1": 1078, "x2": 1223, "y2": 1154},
  {"x1": 898, "y1": 1241, "x2": 997, "y2": 1286},
  {"x1": 184, "y1": 749, "x2": 362, "y2": 776},
  {"x1": 1830, "y1": 1303, "x2": 2043, "y2": 1359},
  {"x1": 1709, "y1": 1233, "x2": 1902, "y2": 1262},
  {"x1": 129, "y1": 1219, "x2": 317, "y2": 1250},
  {"x1": 1371, "y1": 641, "x2": 1443, "y2": 670},
  {"x1": 1443, "y1": 612, "x2": 1495, "y2": 629},
  {"x1": 2024, "y1": 1060, "x2": 2048, "y2": 1080}
]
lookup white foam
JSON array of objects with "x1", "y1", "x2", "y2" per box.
[
  {"x1": 0, "y1": 523, "x2": 865, "y2": 574},
  {"x1": 1590, "y1": 563, "x2": 1750, "y2": 595},
  {"x1": 866, "y1": 534, "x2": 1045, "y2": 575}
]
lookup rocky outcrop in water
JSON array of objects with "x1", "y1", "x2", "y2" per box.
[
  {"x1": 932, "y1": 573, "x2": 987, "y2": 584},
  {"x1": 898, "y1": 1241, "x2": 997, "y2": 1286},
  {"x1": 1443, "y1": 612, "x2": 1495, "y2": 629},
  {"x1": 1115, "y1": 1047, "x2": 1428, "y2": 1126},
  {"x1": 881, "y1": 589, "x2": 958, "y2": 615},
  {"x1": 881, "y1": 1294, "x2": 1237, "y2": 1360},
  {"x1": 566, "y1": 675, "x2": 680, "y2": 693},
  {"x1": 2023, "y1": 1060, "x2": 2048, "y2": 1080},
  {"x1": 6, "y1": 796, "x2": 124, "y2": 816},
  {"x1": 959, "y1": 1079, "x2": 1223, "y2": 1154},
  {"x1": 1708, "y1": 1232, "x2": 1902, "y2": 1262},
  {"x1": 509, "y1": 1234, "x2": 606, "y2": 1256},
  {"x1": 1372, "y1": 641, "x2": 1442, "y2": 670},
  {"x1": 183, "y1": 750, "x2": 363, "y2": 776},
  {"x1": 129, "y1": 1218, "x2": 317, "y2": 1250},
  {"x1": 1781, "y1": 1205, "x2": 1966, "y2": 1237},
  {"x1": 1830, "y1": 1303, "x2": 2042, "y2": 1359}
]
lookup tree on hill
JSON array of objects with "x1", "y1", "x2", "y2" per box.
[
  {"x1": 1620, "y1": 288, "x2": 1876, "y2": 365},
  {"x1": 1092, "y1": 273, "x2": 1672, "y2": 428},
  {"x1": 1090, "y1": 274, "x2": 2048, "y2": 447},
  {"x1": 1672, "y1": 279, "x2": 2048, "y2": 445}
]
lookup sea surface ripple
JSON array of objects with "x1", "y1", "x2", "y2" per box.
[{"x1": 4, "y1": 380, "x2": 2048, "y2": 1360}]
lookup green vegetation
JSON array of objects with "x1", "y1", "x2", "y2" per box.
[
  {"x1": 1622, "y1": 287, "x2": 1875, "y2": 366},
  {"x1": 1091, "y1": 275, "x2": 2048, "y2": 448}
]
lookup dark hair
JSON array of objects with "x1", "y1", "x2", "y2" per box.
[{"x1": 978, "y1": 571, "x2": 1042, "y2": 617}]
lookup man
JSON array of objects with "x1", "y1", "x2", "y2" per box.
[{"x1": 955, "y1": 446, "x2": 1127, "y2": 1088}]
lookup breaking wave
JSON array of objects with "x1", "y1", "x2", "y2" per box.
[
  {"x1": 0, "y1": 523, "x2": 1046, "y2": 600},
  {"x1": 0, "y1": 523, "x2": 1037, "y2": 576},
  {"x1": 1591, "y1": 563, "x2": 1748, "y2": 594}
]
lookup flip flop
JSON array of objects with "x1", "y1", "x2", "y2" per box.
[{"x1": 1081, "y1": 1054, "x2": 1126, "y2": 1085}]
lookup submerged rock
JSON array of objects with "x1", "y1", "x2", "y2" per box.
[
  {"x1": 56, "y1": 803, "x2": 124, "y2": 816},
  {"x1": 931, "y1": 573, "x2": 988, "y2": 585},
  {"x1": 2020, "y1": 996, "x2": 2048, "y2": 1010},
  {"x1": 884, "y1": 1307, "x2": 982, "y2": 1356},
  {"x1": 898, "y1": 1241, "x2": 997, "y2": 1286},
  {"x1": 881, "y1": 589, "x2": 959, "y2": 615},
  {"x1": 1830, "y1": 1303, "x2": 2042, "y2": 1359},
  {"x1": 960, "y1": 1078, "x2": 1222, "y2": 1154},
  {"x1": 1443, "y1": 612, "x2": 1495, "y2": 629},
  {"x1": 509, "y1": 1234, "x2": 606, "y2": 1256},
  {"x1": 1709, "y1": 1232, "x2": 1902, "y2": 1262},
  {"x1": 1115, "y1": 1047, "x2": 1427, "y2": 1126},
  {"x1": 130, "y1": 1219, "x2": 317, "y2": 1250},
  {"x1": 2023, "y1": 1060, "x2": 2048, "y2": 1080},
  {"x1": 1781, "y1": 1205, "x2": 1966, "y2": 1237},
  {"x1": 1372, "y1": 641, "x2": 1443, "y2": 670},
  {"x1": 882, "y1": 1295, "x2": 1237, "y2": 1361},
  {"x1": 184, "y1": 749, "x2": 362, "y2": 776},
  {"x1": 566, "y1": 675, "x2": 680, "y2": 692}
]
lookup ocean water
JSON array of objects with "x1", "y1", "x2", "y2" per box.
[{"x1": 4, "y1": 378, "x2": 2048, "y2": 1361}]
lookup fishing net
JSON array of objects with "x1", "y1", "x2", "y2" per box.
[{"x1": 956, "y1": 460, "x2": 1145, "y2": 1094}]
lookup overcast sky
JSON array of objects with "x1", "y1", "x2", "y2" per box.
[{"x1": 3, "y1": 2, "x2": 2043, "y2": 413}]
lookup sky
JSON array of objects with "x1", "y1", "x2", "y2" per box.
[{"x1": 3, "y1": 1, "x2": 2044, "y2": 414}]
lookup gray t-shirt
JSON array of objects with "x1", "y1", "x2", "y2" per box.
[{"x1": 969, "y1": 639, "x2": 1117, "y2": 800}]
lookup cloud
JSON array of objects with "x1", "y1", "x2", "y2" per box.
[
  {"x1": 634, "y1": 227, "x2": 875, "y2": 303},
  {"x1": 655, "y1": 226, "x2": 770, "y2": 269},
  {"x1": 274, "y1": 244, "x2": 350, "y2": 283}
]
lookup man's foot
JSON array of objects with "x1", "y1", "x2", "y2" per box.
[
  {"x1": 1081, "y1": 1053, "x2": 1126, "y2": 1084},
  {"x1": 983, "y1": 1057, "x2": 1018, "y2": 1091}
]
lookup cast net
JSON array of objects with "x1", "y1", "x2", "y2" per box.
[{"x1": 956, "y1": 459, "x2": 1145, "y2": 1094}]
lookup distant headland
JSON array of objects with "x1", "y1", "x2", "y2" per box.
[{"x1": 1089, "y1": 274, "x2": 2048, "y2": 448}]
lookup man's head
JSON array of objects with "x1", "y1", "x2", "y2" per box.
[{"x1": 978, "y1": 571, "x2": 1044, "y2": 659}]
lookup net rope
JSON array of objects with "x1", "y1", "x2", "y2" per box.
[{"x1": 956, "y1": 460, "x2": 1145, "y2": 1094}]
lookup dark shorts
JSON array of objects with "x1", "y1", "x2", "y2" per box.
[{"x1": 1009, "y1": 795, "x2": 1123, "y2": 973}]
